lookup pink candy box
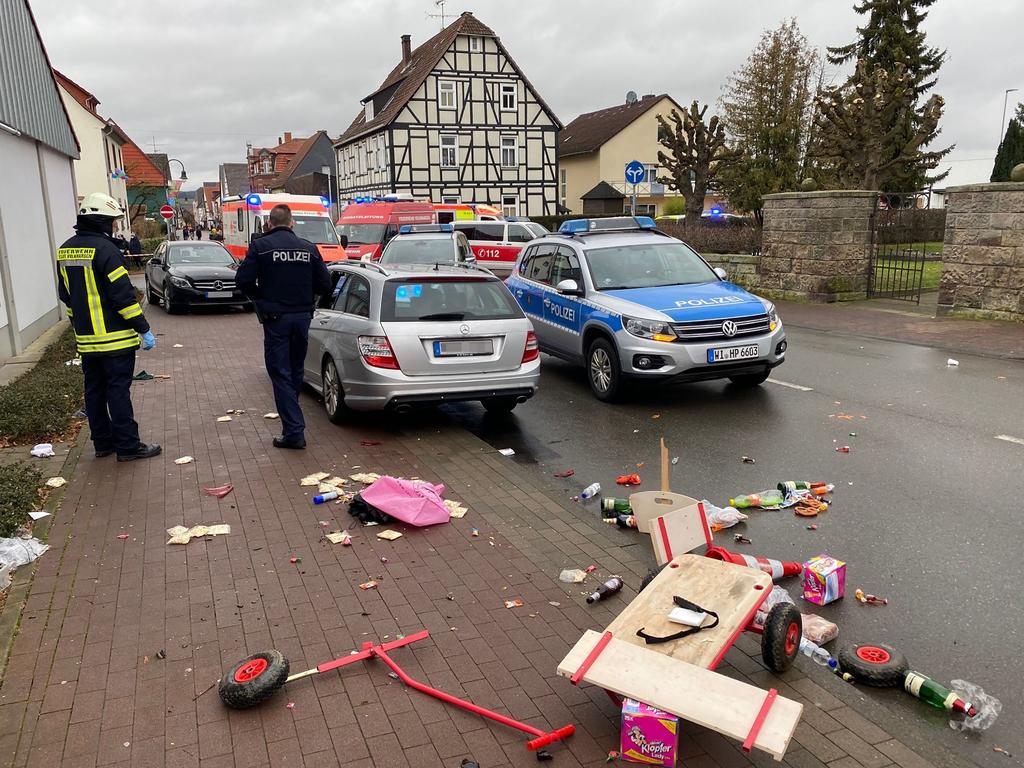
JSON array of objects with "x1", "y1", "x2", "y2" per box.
[
  {"x1": 621, "y1": 698, "x2": 679, "y2": 766},
  {"x1": 802, "y1": 554, "x2": 846, "y2": 605}
]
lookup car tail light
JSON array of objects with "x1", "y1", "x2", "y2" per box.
[
  {"x1": 358, "y1": 335, "x2": 400, "y2": 369},
  {"x1": 522, "y1": 330, "x2": 539, "y2": 363}
]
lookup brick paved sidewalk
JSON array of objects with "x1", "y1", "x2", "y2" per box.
[{"x1": 0, "y1": 310, "x2": 966, "y2": 768}]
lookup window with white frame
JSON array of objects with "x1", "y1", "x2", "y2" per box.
[
  {"x1": 440, "y1": 135, "x2": 458, "y2": 168},
  {"x1": 501, "y1": 195, "x2": 518, "y2": 217},
  {"x1": 646, "y1": 165, "x2": 659, "y2": 183},
  {"x1": 500, "y1": 137, "x2": 517, "y2": 168},
  {"x1": 499, "y1": 83, "x2": 516, "y2": 111},
  {"x1": 469, "y1": 36, "x2": 481, "y2": 52},
  {"x1": 560, "y1": 168, "x2": 567, "y2": 199},
  {"x1": 438, "y1": 80, "x2": 456, "y2": 110}
]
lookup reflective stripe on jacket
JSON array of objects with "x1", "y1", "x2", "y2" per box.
[{"x1": 56, "y1": 233, "x2": 150, "y2": 356}]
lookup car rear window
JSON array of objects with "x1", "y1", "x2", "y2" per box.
[{"x1": 381, "y1": 278, "x2": 524, "y2": 322}]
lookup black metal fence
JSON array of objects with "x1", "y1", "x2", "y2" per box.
[{"x1": 868, "y1": 193, "x2": 941, "y2": 303}]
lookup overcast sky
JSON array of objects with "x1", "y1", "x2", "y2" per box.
[{"x1": 31, "y1": 0, "x2": 1024, "y2": 191}]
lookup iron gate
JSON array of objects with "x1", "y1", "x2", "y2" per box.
[{"x1": 867, "y1": 192, "x2": 942, "y2": 303}]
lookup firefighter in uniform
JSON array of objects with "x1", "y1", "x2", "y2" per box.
[
  {"x1": 237, "y1": 204, "x2": 331, "y2": 449},
  {"x1": 57, "y1": 193, "x2": 161, "y2": 462}
]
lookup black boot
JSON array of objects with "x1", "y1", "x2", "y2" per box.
[
  {"x1": 117, "y1": 443, "x2": 162, "y2": 462},
  {"x1": 273, "y1": 436, "x2": 306, "y2": 450}
]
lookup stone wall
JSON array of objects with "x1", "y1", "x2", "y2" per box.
[
  {"x1": 759, "y1": 190, "x2": 876, "y2": 302},
  {"x1": 938, "y1": 182, "x2": 1024, "y2": 321},
  {"x1": 702, "y1": 253, "x2": 761, "y2": 291}
]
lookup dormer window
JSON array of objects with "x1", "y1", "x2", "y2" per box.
[
  {"x1": 469, "y1": 36, "x2": 481, "y2": 52},
  {"x1": 364, "y1": 101, "x2": 374, "y2": 121}
]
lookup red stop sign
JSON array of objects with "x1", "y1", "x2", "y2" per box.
[{"x1": 160, "y1": 205, "x2": 174, "y2": 220}]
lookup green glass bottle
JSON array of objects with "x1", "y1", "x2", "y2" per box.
[
  {"x1": 601, "y1": 497, "x2": 631, "y2": 516},
  {"x1": 903, "y1": 672, "x2": 977, "y2": 716}
]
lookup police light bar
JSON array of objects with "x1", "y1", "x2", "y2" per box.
[
  {"x1": 398, "y1": 223, "x2": 454, "y2": 234},
  {"x1": 558, "y1": 216, "x2": 656, "y2": 234},
  {"x1": 245, "y1": 194, "x2": 262, "y2": 207}
]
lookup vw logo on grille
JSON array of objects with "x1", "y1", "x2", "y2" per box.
[
  {"x1": 459, "y1": 323, "x2": 471, "y2": 336},
  {"x1": 213, "y1": 280, "x2": 223, "y2": 291},
  {"x1": 722, "y1": 320, "x2": 738, "y2": 337}
]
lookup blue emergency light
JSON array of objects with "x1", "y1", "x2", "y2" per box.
[
  {"x1": 245, "y1": 193, "x2": 262, "y2": 207},
  {"x1": 320, "y1": 196, "x2": 331, "y2": 209},
  {"x1": 398, "y1": 223, "x2": 453, "y2": 234},
  {"x1": 707, "y1": 207, "x2": 723, "y2": 218},
  {"x1": 558, "y1": 216, "x2": 656, "y2": 234}
]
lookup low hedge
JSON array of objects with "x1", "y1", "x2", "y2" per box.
[
  {"x1": 0, "y1": 325, "x2": 83, "y2": 445},
  {"x1": 141, "y1": 236, "x2": 164, "y2": 255},
  {"x1": 0, "y1": 462, "x2": 43, "y2": 537}
]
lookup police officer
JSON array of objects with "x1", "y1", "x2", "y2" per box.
[
  {"x1": 236, "y1": 204, "x2": 331, "y2": 449},
  {"x1": 57, "y1": 193, "x2": 161, "y2": 462}
]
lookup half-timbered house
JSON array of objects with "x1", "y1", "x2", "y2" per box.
[{"x1": 334, "y1": 12, "x2": 561, "y2": 217}]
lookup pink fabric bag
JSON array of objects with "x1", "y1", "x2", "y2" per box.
[{"x1": 360, "y1": 476, "x2": 450, "y2": 527}]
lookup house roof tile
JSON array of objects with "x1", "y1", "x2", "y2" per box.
[{"x1": 122, "y1": 141, "x2": 167, "y2": 186}]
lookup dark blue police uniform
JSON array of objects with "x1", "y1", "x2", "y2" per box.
[{"x1": 236, "y1": 226, "x2": 332, "y2": 446}]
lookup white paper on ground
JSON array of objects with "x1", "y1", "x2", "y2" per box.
[
  {"x1": 498, "y1": 448, "x2": 515, "y2": 456},
  {"x1": 29, "y1": 511, "x2": 51, "y2": 521},
  {"x1": 30, "y1": 443, "x2": 55, "y2": 458}
]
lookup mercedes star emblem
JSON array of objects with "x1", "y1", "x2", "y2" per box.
[
  {"x1": 459, "y1": 323, "x2": 471, "y2": 336},
  {"x1": 722, "y1": 320, "x2": 738, "y2": 337},
  {"x1": 213, "y1": 280, "x2": 223, "y2": 291}
]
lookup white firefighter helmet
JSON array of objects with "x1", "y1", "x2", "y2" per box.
[{"x1": 78, "y1": 192, "x2": 125, "y2": 218}]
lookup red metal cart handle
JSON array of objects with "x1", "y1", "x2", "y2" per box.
[{"x1": 527, "y1": 725, "x2": 577, "y2": 751}]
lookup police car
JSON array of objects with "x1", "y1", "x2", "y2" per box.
[
  {"x1": 505, "y1": 216, "x2": 786, "y2": 401},
  {"x1": 377, "y1": 223, "x2": 475, "y2": 268}
]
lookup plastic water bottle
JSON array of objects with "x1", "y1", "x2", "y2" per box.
[
  {"x1": 313, "y1": 490, "x2": 339, "y2": 505},
  {"x1": 579, "y1": 483, "x2": 601, "y2": 500},
  {"x1": 729, "y1": 490, "x2": 783, "y2": 508},
  {"x1": 799, "y1": 637, "x2": 835, "y2": 667}
]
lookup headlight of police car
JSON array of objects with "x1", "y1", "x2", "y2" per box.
[
  {"x1": 169, "y1": 276, "x2": 191, "y2": 289},
  {"x1": 763, "y1": 301, "x2": 781, "y2": 331},
  {"x1": 623, "y1": 316, "x2": 677, "y2": 342}
]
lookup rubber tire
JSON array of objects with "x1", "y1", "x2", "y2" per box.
[
  {"x1": 481, "y1": 396, "x2": 518, "y2": 414},
  {"x1": 218, "y1": 650, "x2": 290, "y2": 709},
  {"x1": 146, "y1": 280, "x2": 159, "y2": 306},
  {"x1": 165, "y1": 290, "x2": 185, "y2": 314},
  {"x1": 729, "y1": 370, "x2": 771, "y2": 387},
  {"x1": 639, "y1": 564, "x2": 667, "y2": 592},
  {"x1": 322, "y1": 357, "x2": 348, "y2": 425},
  {"x1": 587, "y1": 337, "x2": 623, "y2": 402},
  {"x1": 837, "y1": 643, "x2": 909, "y2": 688},
  {"x1": 761, "y1": 603, "x2": 802, "y2": 673}
]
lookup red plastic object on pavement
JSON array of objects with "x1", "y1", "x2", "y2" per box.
[
  {"x1": 706, "y1": 546, "x2": 802, "y2": 581},
  {"x1": 203, "y1": 484, "x2": 234, "y2": 498},
  {"x1": 219, "y1": 631, "x2": 576, "y2": 752},
  {"x1": 616, "y1": 474, "x2": 642, "y2": 486}
]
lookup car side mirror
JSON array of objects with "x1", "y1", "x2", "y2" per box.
[
  {"x1": 713, "y1": 267, "x2": 727, "y2": 280},
  {"x1": 556, "y1": 278, "x2": 583, "y2": 296},
  {"x1": 338, "y1": 234, "x2": 348, "y2": 248}
]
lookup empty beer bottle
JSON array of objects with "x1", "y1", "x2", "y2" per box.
[
  {"x1": 601, "y1": 497, "x2": 631, "y2": 516},
  {"x1": 586, "y1": 577, "x2": 624, "y2": 604},
  {"x1": 904, "y1": 671, "x2": 977, "y2": 716}
]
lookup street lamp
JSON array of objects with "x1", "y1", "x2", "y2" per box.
[
  {"x1": 169, "y1": 158, "x2": 188, "y2": 181},
  {"x1": 999, "y1": 88, "x2": 1019, "y2": 147}
]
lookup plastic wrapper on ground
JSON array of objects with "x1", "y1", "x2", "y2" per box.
[
  {"x1": 801, "y1": 613, "x2": 839, "y2": 644},
  {"x1": 701, "y1": 501, "x2": 748, "y2": 529},
  {"x1": 949, "y1": 680, "x2": 1001, "y2": 732}
]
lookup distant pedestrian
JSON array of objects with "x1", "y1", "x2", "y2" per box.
[
  {"x1": 128, "y1": 232, "x2": 142, "y2": 269},
  {"x1": 56, "y1": 192, "x2": 161, "y2": 462},
  {"x1": 236, "y1": 204, "x2": 331, "y2": 449},
  {"x1": 195, "y1": 225, "x2": 202, "y2": 240},
  {"x1": 113, "y1": 231, "x2": 129, "y2": 255}
]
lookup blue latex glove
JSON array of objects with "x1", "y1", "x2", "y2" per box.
[{"x1": 141, "y1": 330, "x2": 156, "y2": 350}]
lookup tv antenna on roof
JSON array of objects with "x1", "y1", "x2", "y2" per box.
[{"x1": 426, "y1": 0, "x2": 450, "y2": 29}]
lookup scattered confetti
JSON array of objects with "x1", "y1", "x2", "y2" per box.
[
  {"x1": 116, "y1": 533, "x2": 129, "y2": 540},
  {"x1": 202, "y1": 484, "x2": 233, "y2": 498},
  {"x1": 504, "y1": 599, "x2": 524, "y2": 608},
  {"x1": 359, "y1": 580, "x2": 378, "y2": 590},
  {"x1": 585, "y1": 565, "x2": 597, "y2": 573},
  {"x1": 325, "y1": 531, "x2": 352, "y2": 545},
  {"x1": 285, "y1": 702, "x2": 295, "y2": 710}
]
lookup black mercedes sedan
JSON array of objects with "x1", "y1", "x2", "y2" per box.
[{"x1": 144, "y1": 241, "x2": 252, "y2": 313}]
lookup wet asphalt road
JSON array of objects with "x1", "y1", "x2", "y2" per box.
[{"x1": 435, "y1": 325, "x2": 1024, "y2": 768}]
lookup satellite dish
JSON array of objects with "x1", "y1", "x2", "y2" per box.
[{"x1": 625, "y1": 91, "x2": 638, "y2": 104}]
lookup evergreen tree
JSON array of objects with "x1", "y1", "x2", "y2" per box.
[
  {"x1": 718, "y1": 19, "x2": 820, "y2": 223},
  {"x1": 826, "y1": 0, "x2": 950, "y2": 190},
  {"x1": 991, "y1": 109, "x2": 1024, "y2": 182}
]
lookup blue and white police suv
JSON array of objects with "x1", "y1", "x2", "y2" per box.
[{"x1": 504, "y1": 216, "x2": 787, "y2": 401}]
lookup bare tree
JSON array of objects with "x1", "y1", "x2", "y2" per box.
[{"x1": 656, "y1": 102, "x2": 741, "y2": 227}]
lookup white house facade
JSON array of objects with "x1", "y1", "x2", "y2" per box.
[
  {"x1": 0, "y1": 0, "x2": 80, "y2": 357},
  {"x1": 335, "y1": 13, "x2": 561, "y2": 217}
]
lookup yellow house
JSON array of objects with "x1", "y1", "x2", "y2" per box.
[{"x1": 560, "y1": 93, "x2": 725, "y2": 217}]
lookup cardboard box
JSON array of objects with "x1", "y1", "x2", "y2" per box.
[
  {"x1": 621, "y1": 698, "x2": 679, "y2": 766},
  {"x1": 802, "y1": 555, "x2": 846, "y2": 605}
]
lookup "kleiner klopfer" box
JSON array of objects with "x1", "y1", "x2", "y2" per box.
[{"x1": 620, "y1": 698, "x2": 679, "y2": 766}]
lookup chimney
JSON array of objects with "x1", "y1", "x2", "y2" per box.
[
  {"x1": 284, "y1": 131, "x2": 292, "y2": 143},
  {"x1": 401, "y1": 34, "x2": 412, "y2": 65},
  {"x1": 643, "y1": 93, "x2": 656, "y2": 100}
]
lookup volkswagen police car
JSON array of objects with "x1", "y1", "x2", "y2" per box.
[
  {"x1": 377, "y1": 223, "x2": 475, "y2": 268},
  {"x1": 505, "y1": 216, "x2": 786, "y2": 401}
]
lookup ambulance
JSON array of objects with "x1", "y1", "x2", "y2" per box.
[
  {"x1": 433, "y1": 202, "x2": 503, "y2": 224},
  {"x1": 221, "y1": 193, "x2": 346, "y2": 262},
  {"x1": 334, "y1": 198, "x2": 436, "y2": 260}
]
